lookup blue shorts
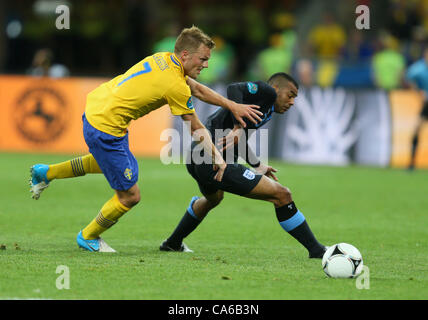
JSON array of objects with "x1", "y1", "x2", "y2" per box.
[{"x1": 82, "y1": 114, "x2": 138, "y2": 191}]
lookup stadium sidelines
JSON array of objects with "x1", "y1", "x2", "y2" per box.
[{"x1": 0, "y1": 75, "x2": 427, "y2": 169}]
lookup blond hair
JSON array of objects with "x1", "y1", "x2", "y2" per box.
[{"x1": 174, "y1": 26, "x2": 215, "y2": 54}]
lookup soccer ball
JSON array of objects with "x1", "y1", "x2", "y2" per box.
[{"x1": 322, "y1": 243, "x2": 363, "y2": 278}]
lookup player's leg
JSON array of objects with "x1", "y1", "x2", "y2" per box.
[
  {"x1": 77, "y1": 117, "x2": 140, "y2": 252},
  {"x1": 29, "y1": 114, "x2": 105, "y2": 199},
  {"x1": 29, "y1": 154, "x2": 103, "y2": 200},
  {"x1": 79, "y1": 184, "x2": 139, "y2": 249},
  {"x1": 115, "y1": 184, "x2": 141, "y2": 208},
  {"x1": 191, "y1": 191, "x2": 224, "y2": 220},
  {"x1": 47, "y1": 154, "x2": 103, "y2": 180},
  {"x1": 77, "y1": 186, "x2": 139, "y2": 253},
  {"x1": 161, "y1": 190, "x2": 224, "y2": 252},
  {"x1": 160, "y1": 161, "x2": 225, "y2": 251},
  {"x1": 245, "y1": 175, "x2": 326, "y2": 258}
]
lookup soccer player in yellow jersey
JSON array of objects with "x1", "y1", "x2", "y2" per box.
[{"x1": 29, "y1": 26, "x2": 262, "y2": 252}]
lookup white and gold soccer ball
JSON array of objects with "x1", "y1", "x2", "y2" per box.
[{"x1": 322, "y1": 243, "x2": 363, "y2": 278}]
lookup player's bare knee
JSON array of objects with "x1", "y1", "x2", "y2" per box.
[
  {"x1": 214, "y1": 192, "x2": 224, "y2": 206},
  {"x1": 275, "y1": 185, "x2": 292, "y2": 207},
  {"x1": 207, "y1": 192, "x2": 223, "y2": 208},
  {"x1": 119, "y1": 192, "x2": 140, "y2": 208},
  {"x1": 130, "y1": 193, "x2": 141, "y2": 207}
]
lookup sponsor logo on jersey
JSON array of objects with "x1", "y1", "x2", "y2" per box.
[
  {"x1": 243, "y1": 169, "x2": 255, "y2": 180},
  {"x1": 247, "y1": 82, "x2": 258, "y2": 94}
]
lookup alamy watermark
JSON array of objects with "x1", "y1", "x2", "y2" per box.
[
  {"x1": 355, "y1": 265, "x2": 370, "y2": 289},
  {"x1": 355, "y1": 5, "x2": 370, "y2": 30},
  {"x1": 56, "y1": 265, "x2": 70, "y2": 290},
  {"x1": 56, "y1": 5, "x2": 70, "y2": 30},
  {"x1": 159, "y1": 121, "x2": 269, "y2": 165}
]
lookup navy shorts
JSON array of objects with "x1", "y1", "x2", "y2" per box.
[
  {"x1": 82, "y1": 114, "x2": 138, "y2": 191},
  {"x1": 186, "y1": 162, "x2": 262, "y2": 196}
]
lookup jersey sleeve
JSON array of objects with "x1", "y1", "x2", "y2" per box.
[
  {"x1": 227, "y1": 82, "x2": 253, "y2": 127},
  {"x1": 227, "y1": 81, "x2": 276, "y2": 128},
  {"x1": 166, "y1": 79, "x2": 195, "y2": 116},
  {"x1": 226, "y1": 82, "x2": 246, "y2": 104},
  {"x1": 255, "y1": 81, "x2": 277, "y2": 102}
]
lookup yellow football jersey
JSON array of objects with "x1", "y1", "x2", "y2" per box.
[{"x1": 85, "y1": 52, "x2": 195, "y2": 137}]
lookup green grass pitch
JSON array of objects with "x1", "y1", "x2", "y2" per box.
[{"x1": 0, "y1": 152, "x2": 427, "y2": 300}]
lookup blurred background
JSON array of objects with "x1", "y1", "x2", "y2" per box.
[
  {"x1": 0, "y1": 0, "x2": 422, "y2": 85},
  {"x1": 1, "y1": 0, "x2": 427, "y2": 169}
]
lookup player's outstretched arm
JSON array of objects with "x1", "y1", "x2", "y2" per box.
[
  {"x1": 186, "y1": 77, "x2": 262, "y2": 128},
  {"x1": 181, "y1": 113, "x2": 226, "y2": 182}
]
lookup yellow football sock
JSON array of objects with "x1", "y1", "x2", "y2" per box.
[
  {"x1": 46, "y1": 154, "x2": 102, "y2": 180},
  {"x1": 82, "y1": 194, "x2": 130, "y2": 240}
]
